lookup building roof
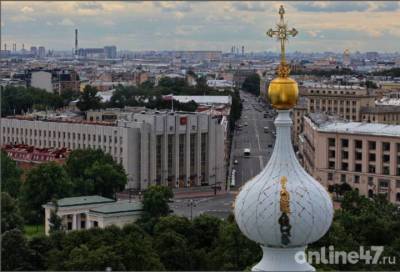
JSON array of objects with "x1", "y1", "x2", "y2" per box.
[
  {"x1": 90, "y1": 201, "x2": 143, "y2": 214},
  {"x1": 171, "y1": 95, "x2": 232, "y2": 105},
  {"x1": 55, "y1": 196, "x2": 115, "y2": 207},
  {"x1": 308, "y1": 112, "x2": 400, "y2": 137}
]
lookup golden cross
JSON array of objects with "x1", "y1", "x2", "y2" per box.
[{"x1": 266, "y1": 5, "x2": 298, "y2": 66}]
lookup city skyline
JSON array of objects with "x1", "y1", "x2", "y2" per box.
[{"x1": 2, "y1": 1, "x2": 400, "y2": 53}]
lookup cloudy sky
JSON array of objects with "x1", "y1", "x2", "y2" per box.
[{"x1": 2, "y1": 1, "x2": 400, "y2": 53}]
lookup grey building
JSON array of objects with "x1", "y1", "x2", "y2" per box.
[{"x1": 1, "y1": 111, "x2": 226, "y2": 190}]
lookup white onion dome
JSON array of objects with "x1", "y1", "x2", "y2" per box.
[{"x1": 234, "y1": 110, "x2": 333, "y2": 248}]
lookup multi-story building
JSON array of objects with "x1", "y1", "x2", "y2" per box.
[
  {"x1": 299, "y1": 113, "x2": 400, "y2": 204},
  {"x1": 360, "y1": 106, "x2": 400, "y2": 125},
  {"x1": 29, "y1": 69, "x2": 80, "y2": 94},
  {"x1": 104, "y1": 46, "x2": 117, "y2": 59},
  {"x1": 38, "y1": 46, "x2": 46, "y2": 58},
  {"x1": 1, "y1": 110, "x2": 226, "y2": 190},
  {"x1": 301, "y1": 85, "x2": 375, "y2": 121}
]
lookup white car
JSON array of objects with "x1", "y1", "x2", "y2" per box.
[{"x1": 234, "y1": 159, "x2": 239, "y2": 164}]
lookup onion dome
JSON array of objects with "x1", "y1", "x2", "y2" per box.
[{"x1": 233, "y1": 5, "x2": 333, "y2": 271}]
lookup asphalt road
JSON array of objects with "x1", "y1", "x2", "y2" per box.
[
  {"x1": 231, "y1": 91, "x2": 276, "y2": 188},
  {"x1": 171, "y1": 91, "x2": 276, "y2": 220}
]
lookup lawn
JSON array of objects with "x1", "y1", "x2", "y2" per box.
[{"x1": 24, "y1": 224, "x2": 45, "y2": 238}]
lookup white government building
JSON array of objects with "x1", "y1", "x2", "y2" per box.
[
  {"x1": 1, "y1": 110, "x2": 227, "y2": 190},
  {"x1": 42, "y1": 196, "x2": 143, "y2": 235}
]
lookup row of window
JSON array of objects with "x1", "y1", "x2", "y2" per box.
[{"x1": 3, "y1": 127, "x2": 124, "y2": 145}]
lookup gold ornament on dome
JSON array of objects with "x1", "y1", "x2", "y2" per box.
[
  {"x1": 266, "y1": 5, "x2": 299, "y2": 110},
  {"x1": 279, "y1": 176, "x2": 290, "y2": 214}
]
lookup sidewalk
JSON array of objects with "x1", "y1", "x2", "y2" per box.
[{"x1": 174, "y1": 190, "x2": 229, "y2": 199}]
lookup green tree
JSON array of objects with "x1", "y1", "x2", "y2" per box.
[
  {"x1": 154, "y1": 230, "x2": 194, "y2": 270},
  {"x1": 1, "y1": 192, "x2": 24, "y2": 233},
  {"x1": 84, "y1": 161, "x2": 127, "y2": 198},
  {"x1": 1, "y1": 86, "x2": 64, "y2": 117},
  {"x1": 20, "y1": 162, "x2": 72, "y2": 224},
  {"x1": 142, "y1": 185, "x2": 173, "y2": 219},
  {"x1": 64, "y1": 244, "x2": 125, "y2": 271},
  {"x1": 1, "y1": 229, "x2": 33, "y2": 271},
  {"x1": 1, "y1": 150, "x2": 22, "y2": 197},
  {"x1": 242, "y1": 73, "x2": 260, "y2": 96},
  {"x1": 154, "y1": 215, "x2": 192, "y2": 237},
  {"x1": 28, "y1": 235, "x2": 53, "y2": 271},
  {"x1": 210, "y1": 215, "x2": 261, "y2": 271},
  {"x1": 65, "y1": 149, "x2": 127, "y2": 197},
  {"x1": 76, "y1": 85, "x2": 102, "y2": 111},
  {"x1": 49, "y1": 199, "x2": 64, "y2": 233}
]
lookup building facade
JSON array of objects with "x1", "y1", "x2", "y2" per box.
[
  {"x1": 1, "y1": 111, "x2": 226, "y2": 190},
  {"x1": 300, "y1": 113, "x2": 400, "y2": 204},
  {"x1": 42, "y1": 196, "x2": 142, "y2": 235}
]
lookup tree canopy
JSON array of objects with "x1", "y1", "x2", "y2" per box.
[
  {"x1": 76, "y1": 85, "x2": 102, "y2": 112},
  {"x1": 242, "y1": 73, "x2": 260, "y2": 96},
  {"x1": 64, "y1": 149, "x2": 127, "y2": 198},
  {"x1": 1, "y1": 150, "x2": 22, "y2": 198},
  {"x1": 1, "y1": 86, "x2": 65, "y2": 117},
  {"x1": 20, "y1": 162, "x2": 72, "y2": 224}
]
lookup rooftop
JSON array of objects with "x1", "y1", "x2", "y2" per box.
[
  {"x1": 308, "y1": 112, "x2": 400, "y2": 137},
  {"x1": 90, "y1": 201, "x2": 143, "y2": 214},
  {"x1": 52, "y1": 195, "x2": 115, "y2": 207},
  {"x1": 170, "y1": 95, "x2": 232, "y2": 105}
]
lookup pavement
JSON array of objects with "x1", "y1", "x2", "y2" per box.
[{"x1": 170, "y1": 91, "x2": 277, "y2": 220}]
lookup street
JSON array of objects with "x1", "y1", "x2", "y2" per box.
[
  {"x1": 231, "y1": 91, "x2": 276, "y2": 187},
  {"x1": 171, "y1": 91, "x2": 276, "y2": 219}
]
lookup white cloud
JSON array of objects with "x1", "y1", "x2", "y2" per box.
[
  {"x1": 21, "y1": 6, "x2": 34, "y2": 13},
  {"x1": 59, "y1": 18, "x2": 74, "y2": 26}
]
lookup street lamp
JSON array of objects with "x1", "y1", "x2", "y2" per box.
[{"x1": 187, "y1": 199, "x2": 196, "y2": 221}]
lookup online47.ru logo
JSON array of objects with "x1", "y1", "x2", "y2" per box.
[{"x1": 295, "y1": 246, "x2": 396, "y2": 265}]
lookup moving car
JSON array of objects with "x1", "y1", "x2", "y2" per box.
[{"x1": 244, "y1": 148, "x2": 251, "y2": 157}]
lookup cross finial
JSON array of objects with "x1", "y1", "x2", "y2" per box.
[{"x1": 266, "y1": 5, "x2": 298, "y2": 77}]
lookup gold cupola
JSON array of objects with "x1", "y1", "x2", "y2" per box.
[{"x1": 267, "y1": 5, "x2": 299, "y2": 110}]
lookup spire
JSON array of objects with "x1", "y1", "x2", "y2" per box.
[{"x1": 266, "y1": 5, "x2": 298, "y2": 77}]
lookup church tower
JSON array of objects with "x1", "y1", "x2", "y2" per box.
[{"x1": 234, "y1": 6, "x2": 333, "y2": 271}]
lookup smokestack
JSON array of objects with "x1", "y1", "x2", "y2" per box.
[
  {"x1": 242, "y1": 46, "x2": 244, "y2": 56},
  {"x1": 22, "y1": 43, "x2": 25, "y2": 51},
  {"x1": 4, "y1": 44, "x2": 6, "y2": 51},
  {"x1": 75, "y1": 29, "x2": 78, "y2": 56}
]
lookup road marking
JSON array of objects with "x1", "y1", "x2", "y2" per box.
[{"x1": 259, "y1": 155, "x2": 264, "y2": 168}]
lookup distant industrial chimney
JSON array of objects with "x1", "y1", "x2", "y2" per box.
[
  {"x1": 75, "y1": 29, "x2": 78, "y2": 56},
  {"x1": 3, "y1": 43, "x2": 6, "y2": 51},
  {"x1": 242, "y1": 46, "x2": 244, "y2": 56}
]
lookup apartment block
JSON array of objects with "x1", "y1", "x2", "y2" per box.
[{"x1": 299, "y1": 113, "x2": 400, "y2": 204}]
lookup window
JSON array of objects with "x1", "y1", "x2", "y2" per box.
[
  {"x1": 341, "y1": 162, "x2": 348, "y2": 171},
  {"x1": 328, "y1": 161, "x2": 335, "y2": 169},
  {"x1": 368, "y1": 141, "x2": 376, "y2": 150},
  {"x1": 369, "y1": 153, "x2": 376, "y2": 162},
  {"x1": 328, "y1": 150, "x2": 335, "y2": 158},
  {"x1": 354, "y1": 175, "x2": 360, "y2": 184},
  {"x1": 355, "y1": 164, "x2": 362, "y2": 172},
  {"x1": 342, "y1": 151, "x2": 349, "y2": 159},
  {"x1": 368, "y1": 177, "x2": 374, "y2": 186},
  {"x1": 379, "y1": 180, "x2": 389, "y2": 188},
  {"x1": 368, "y1": 165, "x2": 376, "y2": 173},
  {"x1": 355, "y1": 140, "x2": 362, "y2": 149},
  {"x1": 328, "y1": 138, "x2": 335, "y2": 147},
  {"x1": 382, "y1": 142, "x2": 390, "y2": 152},
  {"x1": 328, "y1": 173, "x2": 333, "y2": 181},
  {"x1": 341, "y1": 174, "x2": 346, "y2": 182},
  {"x1": 355, "y1": 152, "x2": 362, "y2": 160},
  {"x1": 382, "y1": 166, "x2": 390, "y2": 175},
  {"x1": 383, "y1": 154, "x2": 390, "y2": 163},
  {"x1": 396, "y1": 180, "x2": 400, "y2": 188},
  {"x1": 341, "y1": 139, "x2": 349, "y2": 148}
]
